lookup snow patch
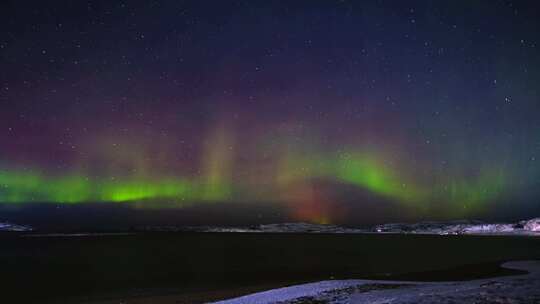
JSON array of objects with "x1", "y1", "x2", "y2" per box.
[
  {"x1": 521, "y1": 218, "x2": 540, "y2": 232},
  {"x1": 0, "y1": 221, "x2": 32, "y2": 232}
]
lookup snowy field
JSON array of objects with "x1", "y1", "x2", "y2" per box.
[{"x1": 212, "y1": 260, "x2": 540, "y2": 304}]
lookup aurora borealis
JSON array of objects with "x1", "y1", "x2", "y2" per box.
[{"x1": 1, "y1": 0, "x2": 540, "y2": 225}]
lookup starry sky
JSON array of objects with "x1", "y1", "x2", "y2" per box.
[{"x1": 1, "y1": 0, "x2": 540, "y2": 226}]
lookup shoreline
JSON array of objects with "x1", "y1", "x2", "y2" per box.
[
  {"x1": 211, "y1": 260, "x2": 540, "y2": 304},
  {"x1": 80, "y1": 260, "x2": 529, "y2": 304}
]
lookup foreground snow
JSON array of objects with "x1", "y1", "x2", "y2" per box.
[{"x1": 212, "y1": 260, "x2": 540, "y2": 304}]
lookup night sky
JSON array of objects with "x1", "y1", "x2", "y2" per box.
[{"x1": 1, "y1": 1, "x2": 540, "y2": 227}]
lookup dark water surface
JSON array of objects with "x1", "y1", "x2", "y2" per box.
[{"x1": 1, "y1": 232, "x2": 539, "y2": 303}]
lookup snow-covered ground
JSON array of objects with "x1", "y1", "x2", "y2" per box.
[
  {"x1": 186, "y1": 218, "x2": 540, "y2": 235},
  {"x1": 212, "y1": 260, "x2": 540, "y2": 304},
  {"x1": 0, "y1": 221, "x2": 32, "y2": 231}
]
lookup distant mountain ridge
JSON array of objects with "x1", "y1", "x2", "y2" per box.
[
  {"x1": 145, "y1": 218, "x2": 540, "y2": 235},
  {"x1": 2, "y1": 218, "x2": 539, "y2": 235},
  {"x1": 373, "y1": 218, "x2": 540, "y2": 235}
]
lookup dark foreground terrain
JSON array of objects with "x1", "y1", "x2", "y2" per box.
[{"x1": 1, "y1": 232, "x2": 539, "y2": 303}]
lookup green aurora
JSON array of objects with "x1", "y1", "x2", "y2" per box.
[
  {"x1": 0, "y1": 170, "x2": 230, "y2": 204},
  {"x1": 0, "y1": 148, "x2": 509, "y2": 217}
]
